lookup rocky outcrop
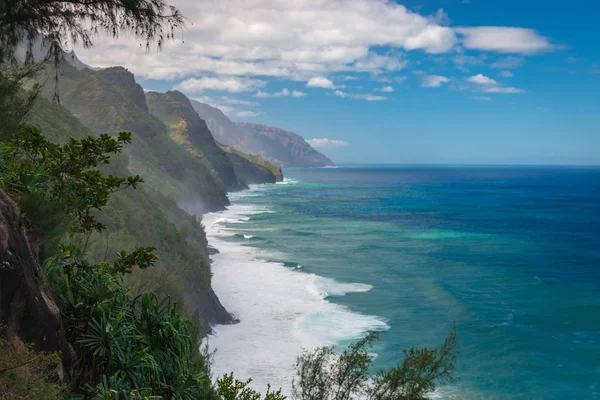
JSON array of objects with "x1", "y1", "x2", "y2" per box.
[
  {"x1": 0, "y1": 190, "x2": 74, "y2": 377},
  {"x1": 187, "y1": 289, "x2": 239, "y2": 336},
  {"x1": 226, "y1": 152, "x2": 277, "y2": 185}
]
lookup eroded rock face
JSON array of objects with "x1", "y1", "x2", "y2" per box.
[{"x1": 0, "y1": 190, "x2": 74, "y2": 377}]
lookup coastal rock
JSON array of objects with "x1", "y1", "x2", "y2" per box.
[
  {"x1": 0, "y1": 190, "x2": 74, "y2": 377},
  {"x1": 188, "y1": 288, "x2": 239, "y2": 336}
]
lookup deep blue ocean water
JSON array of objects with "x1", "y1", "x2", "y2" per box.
[{"x1": 206, "y1": 165, "x2": 600, "y2": 399}]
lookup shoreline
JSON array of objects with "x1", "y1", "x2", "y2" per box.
[{"x1": 203, "y1": 182, "x2": 389, "y2": 393}]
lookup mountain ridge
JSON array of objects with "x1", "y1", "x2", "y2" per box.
[{"x1": 190, "y1": 100, "x2": 335, "y2": 168}]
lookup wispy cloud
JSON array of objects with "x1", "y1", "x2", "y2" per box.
[
  {"x1": 377, "y1": 86, "x2": 394, "y2": 92},
  {"x1": 491, "y1": 56, "x2": 524, "y2": 69},
  {"x1": 175, "y1": 76, "x2": 266, "y2": 93},
  {"x1": 472, "y1": 96, "x2": 492, "y2": 101},
  {"x1": 499, "y1": 70, "x2": 513, "y2": 78},
  {"x1": 456, "y1": 27, "x2": 554, "y2": 54},
  {"x1": 483, "y1": 86, "x2": 526, "y2": 93},
  {"x1": 255, "y1": 88, "x2": 307, "y2": 98},
  {"x1": 467, "y1": 73, "x2": 525, "y2": 94},
  {"x1": 333, "y1": 90, "x2": 387, "y2": 101},
  {"x1": 421, "y1": 75, "x2": 450, "y2": 88},
  {"x1": 467, "y1": 74, "x2": 498, "y2": 85}
]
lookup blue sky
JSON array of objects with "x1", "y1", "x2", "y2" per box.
[{"x1": 75, "y1": 0, "x2": 600, "y2": 165}]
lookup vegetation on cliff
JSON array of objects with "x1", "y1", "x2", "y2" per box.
[{"x1": 220, "y1": 145, "x2": 283, "y2": 182}]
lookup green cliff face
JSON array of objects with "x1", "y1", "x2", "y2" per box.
[
  {"x1": 24, "y1": 94, "x2": 232, "y2": 334},
  {"x1": 27, "y1": 61, "x2": 279, "y2": 335},
  {"x1": 145, "y1": 90, "x2": 247, "y2": 192},
  {"x1": 57, "y1": 66, "x2": 230, "y2": 214}
]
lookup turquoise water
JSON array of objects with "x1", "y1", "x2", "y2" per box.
[{"x1": 206, "y1": 165, "x2": 600, "y2": 399}]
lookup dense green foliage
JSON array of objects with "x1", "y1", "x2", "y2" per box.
[
  {"x1": 0, "y1": 125, "x2": 214, "y2": 398},
  {"x1": 0, "y1": 125, "x2": 142, "y2": 259},
  {"x1": 44, "y1": 245, "x2": 213, "y2": 399}
]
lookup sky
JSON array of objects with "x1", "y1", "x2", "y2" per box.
[{"x1": 73, "y1": 0, "x2": 600, "y2": 165}]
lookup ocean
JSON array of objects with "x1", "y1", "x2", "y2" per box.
[{"x1": 203, "y1": 165, "x2": 600, "y2": 399}]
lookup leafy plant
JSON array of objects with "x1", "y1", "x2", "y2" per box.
[
  {"x1": 0, "y1": 124, "x2": 143, "y2": 257},
  {"x1": 292, "y1": 326, "x2": 458, "y2": 400}
]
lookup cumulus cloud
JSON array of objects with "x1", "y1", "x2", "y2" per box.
[
  {"x1": 456, "y1": 27, "x2": 554, "y2": 54},
  {"x1": 255, "y1": 88, "x2": 307, "y2": 98},
  {"x1": 306, "y1": 138, "x2": 351, "y2": 149},
  {"x1": 69, "y1": 0, "x2": 556, "y2": 105},
  {"x1": 467, "y1": 74, "x2": 498, "y2": 85},
  {"x1": 466, "y1": 73, "x2": 524, "y2": 94},
  {"x1": 307, "y1": 77, "x2": 336, "y2": 89},
  {"x1": 73, "y1": 0, "x2": 456, "y2": 81},
  {"x1": 174, "y1": 76, "x2": 266, "y2": 93},
  {"x1": 333, "y1": 90, "x2": 387, "y2": 101},
  {"x1": 421, "y1": 75, "x2": 450, "y2": 87},
  {"x1": 378, "y1": 85, "x2": 394, "y2": 92}
]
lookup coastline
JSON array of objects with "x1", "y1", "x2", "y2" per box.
[{"x1": 203, "y1": 182, "x2": 389, "y2": 393}]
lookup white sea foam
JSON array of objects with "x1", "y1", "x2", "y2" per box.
[
  {"x1": 276, "y1": 178, "x2": 299, "y2": 185},
  {"x1": 243, "y1": 234, "x2": 254, "y2": 239},
  {"x1": 204, "y1": 202, "x2": 388, "y2": 394},
  {"x1": 306, "y1": 275, "x2": 373, "y2": 300}
]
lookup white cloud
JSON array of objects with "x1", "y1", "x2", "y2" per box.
[
  {"x1": 73, "y1": 0, "x2": 457, "y2": 81},
  {"x1": 306, "y1": 138, "x2": 351, "y2": 149},
  {"x1": 421, "y1": 75, "x2": 450, "y2": 87},
  {"x1": 467, "y1": 74, "x2": 498, "y2": 85},
  {"x1": 174, "y1": 76, "x2": 266, "y2": 93},
  {"x1": 255, "y1": 88, "x2": 307, "y2": 98},
  {"x1": 482, "y1": 86, "x2": 526, "y2": 94},
  {"x1": 333, "y1": 90, "x2": 387, "y2": 101},
  {"x1": 235, "y1": 110, "x2": 262, "y2": 117},
  {"x1": 307, "y1": 77, "x2": 336, "y2": 89},
  {"x1": 466, "y1": 73, "x2": 524, "y2": 94},
  {"x1": 456, "y1": 27, "x2": 554, "y2": 54},
  {"x1": 472, "y1": 96, "x2": 491, "y2": 101},
  {"x1": 378, "y1": 85, "x2": 394, "y2": 92},
  {"x1": 499, "y1": 70, "x2": 513, "y2": 78},
  {"x1": 340, "y1": 75, "x2": 358, "y2": 81}
]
